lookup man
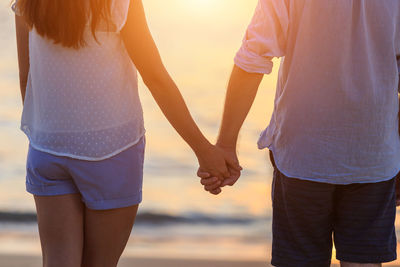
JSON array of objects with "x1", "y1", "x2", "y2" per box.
[{"x1": 198, "y1": 1, "x2": 400, "y2": 266}]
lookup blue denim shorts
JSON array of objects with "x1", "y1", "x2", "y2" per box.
[{"x1": 26, "y1": 137, "x2": 145, "y2": 210}]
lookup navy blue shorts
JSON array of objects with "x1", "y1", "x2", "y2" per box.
[{"x1": 270, "y1": 153, "x2": 397, "y2": 266}]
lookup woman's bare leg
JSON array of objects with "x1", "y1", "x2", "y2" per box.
[
  {"x1": 34, "y1": 194, "x2": 84, "y2": 267},
  {"x1": 81, "y1": 205, "x2": 138, "y2": 267}
]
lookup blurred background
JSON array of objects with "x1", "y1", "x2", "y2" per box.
[{"x1": 0, "y1": 0, "x2": 399, "y2": 265}]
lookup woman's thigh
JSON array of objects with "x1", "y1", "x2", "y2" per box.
[
  {"x1": 34, "y1": 194, "x2": 85, "y2": 267},
  {"x1": 82, "y1": 205, "x2": 139, "y2": 267}
]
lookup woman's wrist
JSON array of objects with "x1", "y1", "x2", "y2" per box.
[{"x1": 192, "y1": 138, "x2": 214, "y2": 158}]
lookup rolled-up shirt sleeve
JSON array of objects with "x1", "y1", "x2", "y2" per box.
[{"x1": 234, "y1": 0, "x2": 289, "y2": 74}]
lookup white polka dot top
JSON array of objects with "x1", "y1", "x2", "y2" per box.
[{"x1": 19, "y1": 0, "x2": 145, "y2": 160}]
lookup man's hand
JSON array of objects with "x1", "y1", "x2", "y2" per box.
[{"x1": 218, "y1": 146, "x2": 241, "y2": 187}]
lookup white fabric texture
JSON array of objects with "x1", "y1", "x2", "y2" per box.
[
  {"x1": 18, "y1": 0, "x2": 146, "y2": 160},
  {"x1": 235, "y1": 0, "x2": 400, "y2": 184}
]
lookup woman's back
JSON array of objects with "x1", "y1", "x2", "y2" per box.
[{"x1": 21, "y1": 0, "x2": 145, "y2": 160}]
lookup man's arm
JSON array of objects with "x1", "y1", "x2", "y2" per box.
[
  {"x1": 199, "y1": 0, "x2": 289, "y2": 194},
  {"x1": 216, "y1": 66, "x2": 263, "y2": 149},
  {"x1": 15, "y1": 14, "x2": 30, "y2": 103},
  {"x1": 198, "y1": 66, "x2": 263, "y2": 194}
]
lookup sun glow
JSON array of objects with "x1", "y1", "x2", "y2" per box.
[{"x1": 183, "y1": 0, "x2": 223, "y2": 11}]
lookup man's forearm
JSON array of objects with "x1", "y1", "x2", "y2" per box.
[{"x1": 217, "y1": 65, "x2": 263, "y2": 148}]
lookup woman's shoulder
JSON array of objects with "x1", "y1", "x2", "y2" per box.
[
  {"x1": 11, "y1": 0, "x2": 22, "y2": 16},
  {"x1": 93, "y1": 0, "x2": 130, "y2": 33},
  {"x1": 111, "y1": 0, "x2": 131, "y2": 32}
]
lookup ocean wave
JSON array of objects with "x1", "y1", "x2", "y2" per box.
[
  {"x1": 0, "y1": 211, "x2": 36, "y2": 223},
  {"x1": 135, "y1": 212, "x2": 257, "y2": 225},
  {"x1": 0, "y1": 211, "x2": 263, "y2": 226}
]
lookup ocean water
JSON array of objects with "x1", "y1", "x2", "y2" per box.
[
  {"x1": 0, "y1": 0, "x2": 277, "y2": 261},
  {"x1": 1, "y1": 0, "x2": 400, "y2": 265}
]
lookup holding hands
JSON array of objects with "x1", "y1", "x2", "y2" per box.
[{"x1": 196, "y1": 144, "x2": 242, "y2": 195}]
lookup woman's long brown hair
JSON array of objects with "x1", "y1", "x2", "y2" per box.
[{"x1": 16, "y1": 0, "x2": 113, "y2": 49}]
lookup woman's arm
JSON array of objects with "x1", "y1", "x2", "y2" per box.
[
  {"x1": 121, "y1": 0, "x2": 240, "y2": 178},
  {"x1": 15, "y1": 14, "x2": 30, "y2": 103}
]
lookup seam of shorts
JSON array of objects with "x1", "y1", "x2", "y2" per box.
[
  {"x1": 26, "y1": 180, "x2": 73, "y2": 187},
  {"x1": 26, "y1": 181, "x2": 78, "y2": 196},
  {"x1": 85, "y1": 190, "x2": 143, "y2": 203}
]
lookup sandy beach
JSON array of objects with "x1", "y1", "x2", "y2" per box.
[
  {"x1": 1, "y1": 255, "x2": 400, "y2": 267},
  {"x1": 0, "y1": 254, "x2": 267, "y2": 267}
]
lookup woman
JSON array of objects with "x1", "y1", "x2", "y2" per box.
[{"x1": 13, "y1": 0, "x2": 240, "y2": 266}]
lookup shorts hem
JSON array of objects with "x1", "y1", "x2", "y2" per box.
[
  {"x1": 271, "y1": 258, "x2": 331, "y2": 267},
  {"x1": 84, "y1": 191, "x2": 143, "y2": 210},
  {"x1": 26, "y1": 181, "x2": 79, "y2": 196},
  {"x1": 336, "y1": 253, "x2": 397, "y2": 264}
]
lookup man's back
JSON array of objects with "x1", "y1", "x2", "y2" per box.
[
  {"x1": 199, "y1": 1, "x2": 400, "y2": 265},
  {"x1": 235, "y1": 0, "x2": 400, "y2": 183}
]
